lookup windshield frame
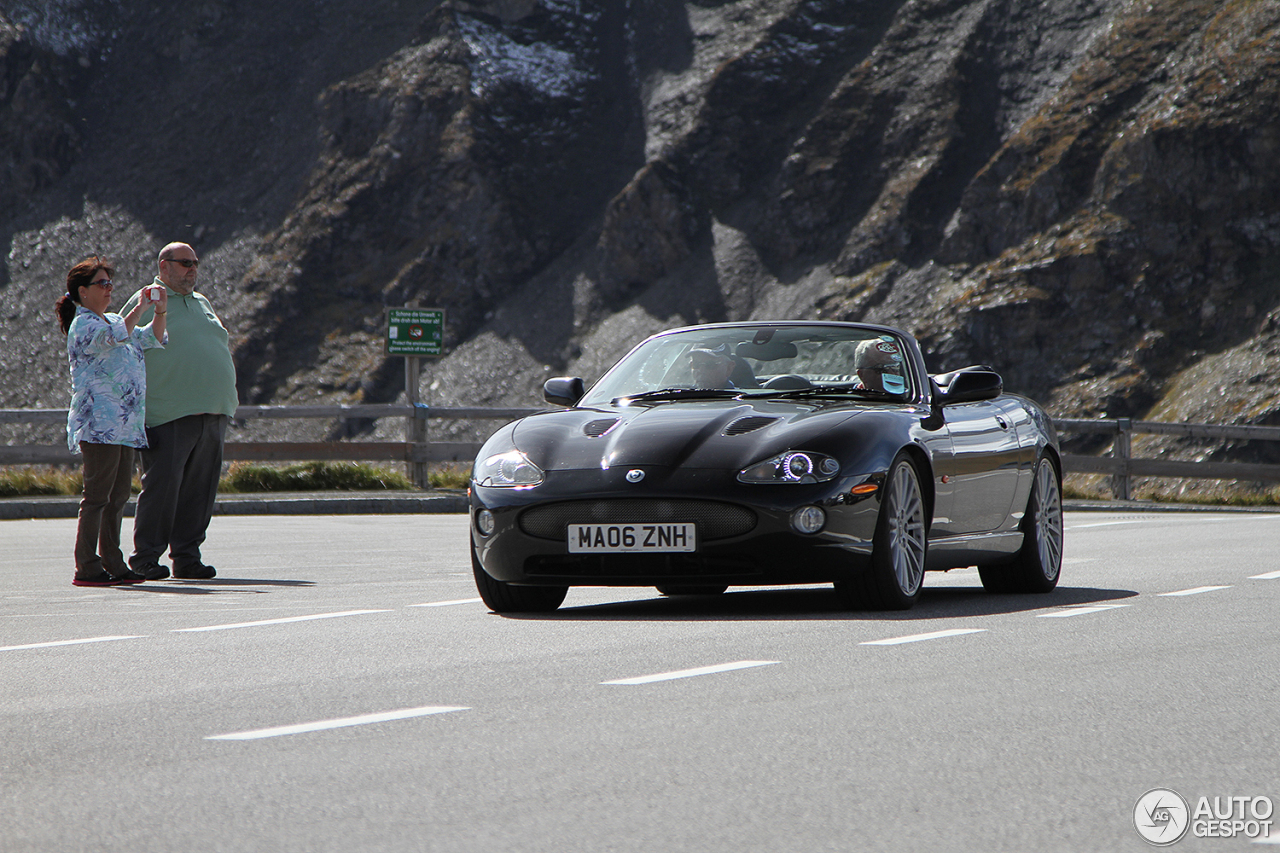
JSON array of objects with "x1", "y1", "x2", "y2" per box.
[{"x1": 579, "y1": 322, "x2": 927, "y2": 408}]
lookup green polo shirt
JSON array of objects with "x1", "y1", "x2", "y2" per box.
[{"x1": 121, "y1": 278, "x2": 239, "y2": 427}]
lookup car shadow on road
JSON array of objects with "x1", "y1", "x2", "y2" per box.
[{"x1": 508, "y1": 585, "x2": 1139, "y2": 621}]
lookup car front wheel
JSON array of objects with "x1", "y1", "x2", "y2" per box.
[
  {"x1": 472, "y1": 546, "x2": 568, "y2": 613},
  {"x1": 835, "y1": 452, "x2": 927, "y2": 610}
]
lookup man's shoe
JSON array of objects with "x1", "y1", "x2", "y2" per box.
[
  {"x1": 133, "y1": 562, "x2": 170, "y2": 581},
  {"x1": 107, "y1": 568, "x2": 147, "y2": 584},
  {"x1": 172, "y1": 563, "x2": 216, "y2": 580},
  {"x1": 73, "y1": 570, "x2": 124, "y2": 587}
]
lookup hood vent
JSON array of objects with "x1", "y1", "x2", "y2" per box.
[
  {"x1": 723, "y1": 416, "x2": 778, "y2": 436},
  {"x1": 582, "y1": 418, "x2": 620, "y2": 437}
]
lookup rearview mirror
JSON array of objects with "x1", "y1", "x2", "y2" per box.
[{"x1": 543, "y1": 376, "x2": 585, "y2": 407}]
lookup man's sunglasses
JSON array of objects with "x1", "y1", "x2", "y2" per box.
[{"x1": 165, "y1": 258, "x2": 199, "y2": 268}]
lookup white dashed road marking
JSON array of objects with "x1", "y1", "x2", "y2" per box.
[
  {"x1": 1070, "y1": 520, "x2": 1145, "y2": 529},
  {"x1": 1250, "y1": 570, "x2": 1280, "y2": 580},
  {"x1": 206, "y1": 705, "x2": 470, "y2": 741},
  {"x1": 0, "y1": 635, "x2": 145, "y2": 652},
  {"x1": 174, "y1": 609, "x2": 391, "y2": 632},
  {"x1": 1158, "y1": 586, "x2": 1232, "y2": 597},
  {"x1": 861, "y1": 628, "x2": 987, "y2": 646},
  {"x1": 408, "y1": 598, "x2": 483, "y2": 607},
  {"x1": 602, "y1": 660, "x2": 779, "y2": 685},
  {"x1": 1037, "y1": 604, "x2": 1131, "y2": 618}
]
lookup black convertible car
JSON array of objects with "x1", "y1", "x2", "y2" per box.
[{"x1": 468, "y1": 321, "x2": 1063, "y2": 612}]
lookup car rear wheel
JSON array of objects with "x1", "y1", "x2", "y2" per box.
[
  {"x1": 835, "y1": 453, "x2": 927, "y2": 610},
  {"x1": 656, "y1": 585, "x2": 728, "y2": 596},
  {"x1": 472, "y1": 546, "x2": 568, "y2": 613},
  {"x1": 978, "y1": 456, "x2": 1063, "y2": 593}
]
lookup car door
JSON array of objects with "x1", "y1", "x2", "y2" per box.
[{"x1": 937, "y1": 400, "x2": 1024, "y2": 534}]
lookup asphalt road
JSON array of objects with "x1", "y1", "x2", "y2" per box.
[{"x1": 2, "y1": 511, "x2": 1279, "y2": 852}]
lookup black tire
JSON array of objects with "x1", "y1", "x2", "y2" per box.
[
  {"x1": 979, "y1": 456, "x2": 1063, "y2": 594},
  {"x1": 835, "y1": 453, "x2": 927, "y2": 610},
  {"x1": 471, "y1": 546, "x2": 567, "y2": 613},
  {"x1": 655, "y1": 585, "x2": 728, "y2": 596}
]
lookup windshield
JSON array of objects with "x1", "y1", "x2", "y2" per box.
[{"x1": 579, "y1": 325, "x2": 916, "y2": 406}]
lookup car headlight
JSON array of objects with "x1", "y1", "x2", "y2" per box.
[
  {"x1": 473, "y1": 449, "x2": 544, "y2": 488},
  {"x1": 738, "y1": 451, "x2": 841, "y2": 484}
]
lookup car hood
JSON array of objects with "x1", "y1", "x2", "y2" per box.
[{"x1": 509, "y1": 399, "x2": 880, "y2": 471}]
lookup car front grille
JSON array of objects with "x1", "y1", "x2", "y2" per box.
[
  {"x1": 523, "y1": 553, "x2": 762, "y2": 578},
  {"x1": 518, "y1": 499, "x2": 757, "y2": 542}
]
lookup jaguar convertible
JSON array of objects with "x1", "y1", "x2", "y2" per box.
[{"x1": 468, "y1": 321, "x2": 1063, "y2": 612}]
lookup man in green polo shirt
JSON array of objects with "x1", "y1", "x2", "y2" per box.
[{"x1": 123, "y1": 242, "x2": 238, "y2": 580}]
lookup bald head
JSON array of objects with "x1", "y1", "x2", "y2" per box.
[{"x1": 157, "y1": 242, "x2": 199, "y2": 293}]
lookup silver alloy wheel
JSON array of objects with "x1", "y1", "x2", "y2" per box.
[
  {"x1": 1032, "y1": 459, "x2": 1064, "y2": 581},
  {"x1": 886, "y1": 461, "x2": 926, "y2": 595}
]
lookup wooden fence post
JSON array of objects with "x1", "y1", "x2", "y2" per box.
[{"x1": 1112, "y1": 418, "x2": 1132, "y2": 500}]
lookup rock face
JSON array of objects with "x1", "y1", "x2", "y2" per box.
[{"x1": 2, "y1": 0, "x2": 1279, "y2": 470}]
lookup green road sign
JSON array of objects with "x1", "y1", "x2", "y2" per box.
[{"x1": 386, "y1": 308, "x2": 444, "y2": 356}]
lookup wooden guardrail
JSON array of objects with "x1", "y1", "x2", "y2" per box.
[
  {"x1": 0, "y1": 404, "x2": 540, "y2": 487},
  {"x1": 1056, "y1": 418, "x2": 1280, "y2": 499},
  {"x1": 5, "y1": 408, "x2": 1280, "y2": 497}
]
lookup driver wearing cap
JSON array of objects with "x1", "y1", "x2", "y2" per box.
[{"x1": 854, "y1": 339, "x2": 902, "y2": 392}]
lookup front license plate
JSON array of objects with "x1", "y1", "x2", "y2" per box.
[{"x1": 568, "y1": 523, "x2": 697, "y2": 553}]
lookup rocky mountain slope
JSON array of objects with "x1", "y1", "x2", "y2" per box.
[{"x1": 3, "y1": 0, "x2": 1279, "y2": 480}]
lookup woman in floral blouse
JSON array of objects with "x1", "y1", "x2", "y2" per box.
[{"x1": 56, "y1": 257, "x2": 167, "y2": 586}]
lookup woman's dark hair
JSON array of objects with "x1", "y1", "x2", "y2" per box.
[{"x1": 56, "y1": 256, "x2": 113, "y2": 334}]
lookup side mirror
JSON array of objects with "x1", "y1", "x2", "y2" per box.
[
  {"x1": 936, "y1": 369, "x2": 1002, "y2": 404},
  {"x1": 543, "y1": 376, "x2": 585, "y2": 407}
]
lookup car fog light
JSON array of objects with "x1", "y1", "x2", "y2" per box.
[
  {"x1": 475, "y1": 508, "x2": 495, "y2": 536},
  {"x1": 791, "y1": 505, "x2": 826, "y2": 534}
]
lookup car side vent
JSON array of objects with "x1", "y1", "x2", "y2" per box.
[
  {"x1": 583, "y1": 418, "x2": 620, "y2": 437},
  {"x1": 723, "y1": 416, "x2": 778, "y2": 436}
]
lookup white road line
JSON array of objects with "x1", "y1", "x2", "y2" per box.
[
  {"x1": 206, "y1": 705, "x2": 470, "y2": 741},
  {"x1": 860, "y1": 628, "x2": 987, "y2": 646},
  {"x1": 1037, "y1": 604, "x2": 1131, "y2": 618},
  {"x1": 1069, "y1": 520, "x2": 1144, "y2": 529},
  {"x1": 1158, "y1": 586, "x2": 1232, "y2": 597},
  {"x1": 174, "y1": 609, "x2": 391, "y2": 632},
  {"x1": 602, "y1": 660, "x2": 779, "y2": 685},
  {"x1": 1250, "y1": 570, "x2": 1280, "y2": 580},
  {"x1": 408, "y1": 598, "x2": 483, "y2": 607},
  {"x1": 0, "y1": 635, "x2": 145, "y2": 652}
]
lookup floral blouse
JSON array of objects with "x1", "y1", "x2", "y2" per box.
[{"x1": 66, "y1": 306, "x2": 165, "y2": 451}]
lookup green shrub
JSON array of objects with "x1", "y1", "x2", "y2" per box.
[
  {"x1": 0, "y1": 467, "x2": 83, "y2": 497},
  {"x1": 427, "y1": 462, "x2": 470, "y2": 490},
  {"x1": 0, "y1": 461, "x2": 468, "y2": 496},
  {"x1": 221, "y1": 461, "x2": 415, "y2": 492}
]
